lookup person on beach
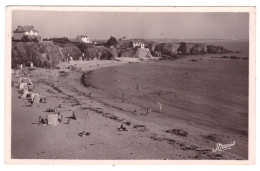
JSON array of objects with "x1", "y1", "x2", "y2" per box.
[
  {"x1": 136, "y1": 84, "x2": 139, "y2": 92},
  {"x1": 157, "y1": 101, "x2": 162, "y2": 113},
  {"x1": 122, "y1": 93, "x2": 125, "y2": 102},
  {"x1": 38, "y1": 116, "x2": 42, "y2": 124},
  {"x1": 146, "y1": 107, "x2": 152, "y2": 115},
  {"x1": 58, "y1": 112, "x2": 62, "y2": 123}
]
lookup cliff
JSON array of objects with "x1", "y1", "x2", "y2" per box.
[
  {"x1": 154, "y1": 42, "x2": 180, "y2": 58},
  {"x1": 12, "y1": 42, "x2": 63, "y2": 69},
  {"x1": 11, "y1": 42, "x2": 118, "y2": 68},
  {"x1": 11, "y1": 41, "x2": 233, "y2": 68}
]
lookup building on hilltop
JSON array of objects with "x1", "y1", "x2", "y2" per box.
[
  {"x1": 75, "y1": 35, "x2": 92, "y2": 44},
  {"x1": 13, "y1": 25, "x2": 40, "y2": 41},
  {"x1": 132, "y1": 40, "x2": 145, "y2": 49}
]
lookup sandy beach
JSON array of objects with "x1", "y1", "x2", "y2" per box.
[{"x1": 11, "y1": 54, "x2": 248, "y2": 160}]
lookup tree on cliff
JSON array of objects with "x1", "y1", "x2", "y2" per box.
[
  {"x1": 21, "y1": 35, "x2": 40, "y2": 42},
  {"x1": 21, "y1": 35, "x2": 31, "y2": 42},
  {"x1": 106, "y1": 36, "x2": 118, "y2": 47}
]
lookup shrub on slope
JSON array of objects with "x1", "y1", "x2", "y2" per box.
[{"x1": 11, "y1": 42, "x2": 63, "y2": 69}]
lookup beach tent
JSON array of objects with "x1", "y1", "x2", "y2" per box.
[
  {"x1": 22, "y1": 84, "x2": 29, "y2": 92},
  {"x1": 32, "y1": 94, "x2": 41, "y2": 106},
  {"x1": 47, "y1": 114, "x2": 59, "y2": 126},
  {"x1": 21, "y1": 78, "x2": 33, "y2": 85},
  {"x1": 19, "y1": 82, "x2": 27, "y2": 90},
  {"x1": 21, "y1": 84, "x2": 34, "y2": 93},
  {"x1": 18, "y1": 77, "x2": 23, "y2": 83},
  {"x1": 18, "y1": 77, "x2": 33, "y2": 85},
  {"x1": 73, "y1": 107, "x2": 89, "y2": 120},
  {"x1": 15, "y1": 70, "x2": 20, "y2": 76},
  {"x1": 21, "y1": 90, "x2": 30, "y2": 99},
  {"x1": 30, "y1": 93, "x2": 40, "y2": 101}
]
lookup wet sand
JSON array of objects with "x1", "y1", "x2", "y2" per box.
[{"x1": 11, "y1": 56, "x2": 248, "y2": 160}]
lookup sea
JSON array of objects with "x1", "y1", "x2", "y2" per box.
[{"x1": 88, "y1": 40, "x2": 249, "y2": 136}]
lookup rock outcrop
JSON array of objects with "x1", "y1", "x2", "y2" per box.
[
  {"x1": 206, "y1": 45, "x2": 232, "y2": 54},
  {"x1": 190, "y1": 43, "x2": 208, "y2": 54},
  {"x1": 152, "y1": 42, "x2": 232, "y2": 57},
  {"x1": 154, "y1": 42, "x2": 180, "y2": 58}
]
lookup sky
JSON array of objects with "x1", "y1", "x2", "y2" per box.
[{"x1": 12, "y1": 10, "x2": 249, "y2": 40}]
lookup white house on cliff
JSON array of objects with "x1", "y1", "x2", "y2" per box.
[
  {"x1": 75, "y1": 35, "x2": 92, "y2": 44},
  {"x1": 132, "y1": 40, "x2": 145, "y2": 49},
  {"x1": 13, "y1": 25, "x2": 39, "y2": 41}
]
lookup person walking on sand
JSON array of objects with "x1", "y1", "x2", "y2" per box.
[
  {"x1": 146, "y1": 107, "x2": 152, "y2": 115},
  {"x1": 157, "y1": 101, "x2": 162, "y2": 113},
  {"x1": 121, "y1": 92, "x2": 125, "y2": 102},
  {"x1": 136, "y1": 84, "x2": 139, "y2": 92}
]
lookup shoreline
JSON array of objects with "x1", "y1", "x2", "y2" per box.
[{"x1": 77, "y1": 55, "x2": 248, "y2": 158}]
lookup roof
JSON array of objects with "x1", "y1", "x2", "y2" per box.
[
  {"x1": 132, "y1": 40, "x2": 144, "y2": 43},
  {"x1": 13, "y1": 25, "x2": 38, "y2": 33},
  {"x1": 77, "y1": 35, "x2": 90, "y2": 38}
]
